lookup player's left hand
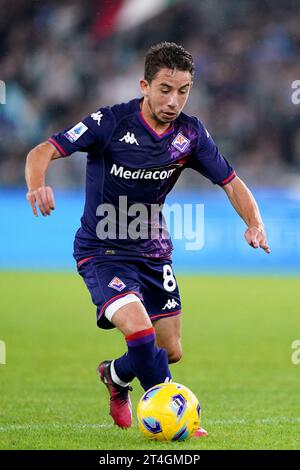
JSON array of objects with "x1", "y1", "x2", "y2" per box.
[{"x1": 244, "y1": 226, "x2": 271, "y2": 254}]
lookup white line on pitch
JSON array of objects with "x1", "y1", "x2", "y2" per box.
[
  {"x1": 0, "y1": 417, "x2": 299, "y2": 432},
  {"x1": 0, "y1": 423, "x2": 114, "y2": 432},
  {"x1": 206, "y1": 417, "x2": 300, "y2": 425}
]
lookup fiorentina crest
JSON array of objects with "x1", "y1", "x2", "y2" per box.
[{"x1": 108, "y1": 276, "x2": 126, "y2": 292}]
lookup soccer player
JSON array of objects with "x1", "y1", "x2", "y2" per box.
[{"x1": 25, "y1": 42, "x2": 270, "y2": 437}]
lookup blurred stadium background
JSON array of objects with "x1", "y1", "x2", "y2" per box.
[{"x1": 0, "y1": 0, "x2": 300, "y2": 273}]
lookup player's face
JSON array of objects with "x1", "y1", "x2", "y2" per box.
[{"x1": 140, "y1": 68, "x2": 193, "y2": 124}]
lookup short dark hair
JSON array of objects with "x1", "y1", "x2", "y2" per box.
[{"x1": 144, "y1": 42, "x2": 194, "y2": 83}]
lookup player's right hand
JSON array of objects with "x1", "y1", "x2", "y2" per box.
[{"x1": 26, "y1": 186, "x2": 55, "y2": 217}]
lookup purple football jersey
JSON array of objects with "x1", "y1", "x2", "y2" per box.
[{"x1": 49, "y1": 98, "x2": 236, "y2": 260}]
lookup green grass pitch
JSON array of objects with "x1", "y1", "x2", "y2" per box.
[{"x1": 0, "y1": 272, "x2": 299, "y2": 450}]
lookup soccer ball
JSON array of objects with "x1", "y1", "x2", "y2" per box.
[{"x1": 137, "y1": 382, "x2": 201, "y2": 441}]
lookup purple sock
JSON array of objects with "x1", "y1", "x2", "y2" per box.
[{"x1": 113, "y1": 352, "x2": 135, "y2": 384}]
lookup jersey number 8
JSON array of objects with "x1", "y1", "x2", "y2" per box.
[{"x1": 163, "y1": 264, "x2": 176, "y2": 292}]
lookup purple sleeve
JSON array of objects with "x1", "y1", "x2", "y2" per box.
[
  {"x1": 189, "y1": 119, "x2": 236, "y2": 186},
  {"x1": 48, "y1": 107, "x2": 115, "y2": 157}
]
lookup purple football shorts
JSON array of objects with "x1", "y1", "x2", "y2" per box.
[{"x1": 77, "y1": 254, "x2": 182, "y2": 329}]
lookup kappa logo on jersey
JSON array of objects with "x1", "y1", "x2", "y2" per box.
[
  {"x1": 162, "y1": 299, "x2": 179, "y2": 310},
  {"x1": 64, "y1": 122, "x2": 88, "y2": 143},
  {"x1": 108, "y1": 276, "x2": 126, "y2": 292},
  {"x1": 91, "y1": 111, "x2": 103, "y2": 126},
  {"x1": 119, "y1": 132, "x2": 139, "y2": 146},
  {"x1": 172, "y1": 132, "x2": 190, "y2": 153}
]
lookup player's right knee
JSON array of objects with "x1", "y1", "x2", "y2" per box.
[{"x1": 105, "y1": 294, "x2": 152, "y2": 335}]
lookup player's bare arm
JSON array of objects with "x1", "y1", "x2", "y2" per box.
[
  {"x1": 25, "y1": 141, "x2": 60, "y2": 217},
  {"x1": 222, "y1": 176, "x2": 271, "y2": 254}
]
